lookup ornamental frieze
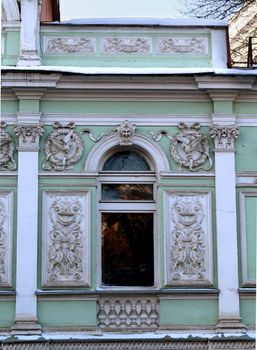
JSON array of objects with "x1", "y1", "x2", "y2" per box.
[
  {"x1": 151, "y1": 123, "x2": 213, "y2": 171},
  {"x1": 210, "y1": 126, "x2": 240, "y2": 151},
  {"x1": 42, "y1": 191, "x2": 90, "y2": 287},
  {"x1": 157, "y1": 37, "x2": 208, "y2": 54},
  {"x1": 165, "y1": 193, "x2": 213, "y2": 285},
  {"x1": 0, "y1": 122, "x2": 17, "y2": 171},
  {"x1": 0, "y1": 192, "x2": 13, "y2": 287},
  {"x1": 44, "y1": 37, "x2": 96, "y2": 54},
  {"x1": 102, "y1": 37, "x2": 152, "y2": 54}
]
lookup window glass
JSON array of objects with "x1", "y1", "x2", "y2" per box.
[
  {"x1": 102, "y1": 213, "x2": 154, "y2": 286},
  {"x1": 102, "y1": 184, "x2": 153, "y2": 201},
  {"x1": 103, "y1": 151, "x2": 150, "y2": 171}
]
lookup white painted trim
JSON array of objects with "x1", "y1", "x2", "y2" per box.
[
  {"x1": 210, "y1": 29, "x2": 227, "y2": 68},
  {"x1": 2, "y1": 0, "x2": 20, "y2": 21},
  {"x1": 239, "y1": 191, "x2": 257, "y2": 287},
  {"x1": 84, "y1": 134, "x2": 170, "y2": 174}
]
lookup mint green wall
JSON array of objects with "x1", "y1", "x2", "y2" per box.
[
  {"x1": 240, "y1": 299, "x2": 256, "y2": 326},
  {"x1": 234, "y1": 102, "x2": 257, "y2": 114},
  {"x1": 40, "y1": 31, "x2": 212, "y2": 68},
  {"x1": 0, "y1": 301, "x2": 15, "y2": 327},
  {"x1": 1, "y1": 31, "x2": 20, "y2": 66},
  {"x1": 160, "y1": 299, "x2": 218, "y2": 326},
  {"x1": 236, "y1": 127, "x2": 257, "y2": 172},
  {"x1": 1, "y1": 100, "x2": 19, "y2": 113},
  {"x1": 38, "y1": 300, "x2": 97, "y2": 327}
]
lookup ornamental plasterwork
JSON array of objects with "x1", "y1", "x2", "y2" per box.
[
  {"x1": 209, "y1": 126, "x2": 240, "y2": 151},
  {"x1": 0, "y1": 192, "x2": 13, "y2": 287},
  {"x1": 115, "y1": 120, "x2": 136, "y2": 146},
  {"x1": 14, "y1": 124, "x2": 44, "y2": 149},
  {"x1": 102, "y1": 37, "x2": 152, "y2": 54},
  {"x1": 42, "y1": 122, "x2": 84, "y2": 171},
  {"x1": 157, "y1": 37, "x2": 208, "y2": 55},
  {"x1": 44, "y1": 37, "x2": 96, "y2": 54},
  {"x1": 42, "y1": 191, "x2": 90, "y2": 287},
  {"x1": 165, "y1": 192, "x2": 213, "y2": 285},
  {"x1": 97, "y1": 297, "x2": 159, "y2": 329},
  {"x1": 151, "y1": 123, "x2": 213, "y2": 171},
  {"x1": 0, "y1": 122, "x2": 17, "y2": 171}
]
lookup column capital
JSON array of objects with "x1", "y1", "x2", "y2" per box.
[
  {"x1": 210, "y1": 126, "x2": 240, "y2": 152},
  {"x1": 14, "y1": 124, "x2": 44, "y2": 151}
]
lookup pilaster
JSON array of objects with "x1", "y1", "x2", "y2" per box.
[
  {"x1": 12, "y1": 118, "x2": 44, "y2": 335},
  {"x1": 16, "y1": 0, "x2": 41, "y2": 66},
  {"x1": 210, "y1": 114, "x2": 245, "y2": 332}
]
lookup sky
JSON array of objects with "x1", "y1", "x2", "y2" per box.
[{"x1": 60, "y1": 0, "x2": 187, "y2": 21}]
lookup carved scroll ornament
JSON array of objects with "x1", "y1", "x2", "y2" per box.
[
  {"x1": 14, "y1": 124, "x2": 44, "y2": 149},
  {"x1": 209, "y1": 126, "x2": 240, "y2": 151},
  {"x1": 0, "y1": 122, "x2": 17, "y2": 171}
]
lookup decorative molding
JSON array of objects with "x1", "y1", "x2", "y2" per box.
[
  {"x1": 42, "y1": 123, "x2": 83, "y2": 171},
  {"x1": 165, "y1": 192, "x2": 213, "y2": 286},
  {"x1": 102, "y1": 37, "x2": 152, "y2": 54},
  {"x1": 0, "y1": 121, "x2": 17, "y2": 171},
  {"x1": 239, "y1": 192, "x2": 257, "y2": 287},
  {"x1": 209, "y1": 126, "x2": 240, "y2": 151},
  {"x1": 42, "y1": 191, "x2": 90, "y2": 287},
  {"x1": 0, "y1": 191, "x2": 13, "y2": 287},
  {"x1": 157, "y1": 37, "x2": 208, "y2": 55},
  {"x1": 97, "y1": 297, "x2": 159, "y2": 329},
  {"x1": 115, "y1": 120, "x2": 136, "y2": 146},
  {"x1": 151, "y1": 123, "x2": 212, "y2": 171},
  {"x1": 14, "y1": 124, "x2": 44, "y2": 150},
  {"x1": 1, "y1": 0, "x2": 20, "y2": 21},
  {"x1": 43, "y1": 37, "x2": 96, "y2": 54}
]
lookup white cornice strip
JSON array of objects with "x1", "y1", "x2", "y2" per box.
[{"x1": 2, "y1": 66, "x2": 257, "y2": 75}]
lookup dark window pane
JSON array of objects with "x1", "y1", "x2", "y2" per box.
[
  {"x1": 102, "y1": 213, "x2": 154, "y2": 286},
  {"x1": 102, "y1": 184, "x2": 153, "y2": 200},
  {"x1": 103, "y1": 151, "x2": 150, "y2": 171}
]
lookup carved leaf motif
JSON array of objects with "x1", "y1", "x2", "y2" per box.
[
  {"x1": 210, "y1": 126, "x2": 240, "y2": 150},
  {"x1": 102, "y1": 38, "x2": 151, "y2": 54}
]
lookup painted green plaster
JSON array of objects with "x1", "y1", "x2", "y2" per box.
[
  {"x1": 245, "y1": 196, "x2": 257, "y2": 281},
  {"x1": 234, "y1": 102, "x2": 257, "y2": 114},
  {"x1": 1, "y1": 31, "x2": 20, "y2": 66},
  {"x1": 38, "y1": 300, "x2": 96, "y2": 327},
  {"x1": 240, "y1": 298, "x2": 256, "y2": 325},
  {"x1": 160, "y1": 299, "x2": 218, "y2": 325},
  {"x1": 236, "y1": 127, "x2": 257, "y2": 172},
  {"x1": 19, "y1": 100, "x2": 40, "y2": 113},
  {"x1": 213, "y1": 101, "x2": 233, "y2": 114},
  {"x1": 40, "y1": 101, "x2": 213, "y2": 115},
  {"x1": 1, "y1": 100, "x2": 19, "y2": 113},
  {"x1": 0, "y1": 302, "x2": 15, "y2": 327}
]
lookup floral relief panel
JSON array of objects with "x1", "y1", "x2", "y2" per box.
[
  {"x1": 42, "y1": 191, "x2": 90, "y2": 287},
  {"x1": 0, "y1": 191, "x2": 13, "y2": 287},
  {"x1": 165, "y1": 192, "x2": 213, "y2": 286}
]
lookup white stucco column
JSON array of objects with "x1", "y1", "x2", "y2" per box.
[
  {"x1": 12, "y1": 121, "x2": 44, "y2": 335},
  {"x1": 210, "y1": 121, "x2": 245, "y2": 332},
  {"x1": 17, "y1": 0, "x2": 41, "y2": 66}
]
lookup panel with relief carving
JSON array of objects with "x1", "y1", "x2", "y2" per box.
[
  {"x1": 0, "y1": 191, "x2": 13, "y2": 287},
  {"x1": 42, "y1": 191, "x2": 90, "y2": 287},
  {"x1": 165, "y1": 192, "x2": 213, "y2": 286}
]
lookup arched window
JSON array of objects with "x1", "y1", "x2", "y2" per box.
[{"x1": 98, "y1": 149, "x2": 157, "y2": 288}]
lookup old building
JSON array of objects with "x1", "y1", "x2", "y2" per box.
[{"x1": 1, "y1": 0, "x2": 256, "y2": 349}]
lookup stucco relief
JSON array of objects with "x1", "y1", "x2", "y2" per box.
[
  {"x1": 115, "y1": 120, "x2": 136, "y2": 145},
  {"x1": 42, "y1": 122, "x2": 83, "y2": 171},
  {"x1": 97, "y1": 297, "x2": 159, "y2": 329},
  {"x1": 0, "y1": 192, "x2": 13, "y2": 287},
  {"x1": 157, "y1": 37, "x2": 208, "y2": 54},
  {"x1": 151, "y1": 123, "x2": 212, "y2": 171},
  {"x1": 44, "y1": 37, "x2": 96, "y2": 54},
  {"x1": 42, "y1": 191, "x2": 90, "y2": 287},
  {"x1": 0, "y1": 122, "x2": 17, "y2": 171},
  {"x1": 102, "y1": 37, "x2": 152, "y2": 54},
  {"x1": 210, "y1": 126, "x2": 240, "y2": 151},
  {"x1": 165, "y1": 192, "x2": 213, "y2": 285}
]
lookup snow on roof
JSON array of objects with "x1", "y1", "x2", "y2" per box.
[
  {"x1": 59, "y1": 17, "x2": 228, "y2": 27},
  {"x1": 1, "y1": 66, "x2": 257, "y2": 76}
]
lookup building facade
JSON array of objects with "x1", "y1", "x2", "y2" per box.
[{"x1": 1, "y1": 1, "x2": 256, "y2": 349}]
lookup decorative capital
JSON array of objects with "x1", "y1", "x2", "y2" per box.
[
  {"x1": 209, "y1": 126, "x2": 240, "y2": 151},
  {"x1": 116, "y1": 120, "x2": 136, "y2": 146},
  {"x1": 14, "y1": 124, "x2": 44, "y2": 150}
]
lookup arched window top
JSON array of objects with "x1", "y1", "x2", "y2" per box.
[{"x1": 102, "y1": 150, "x2": 151, "y2": 172}]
